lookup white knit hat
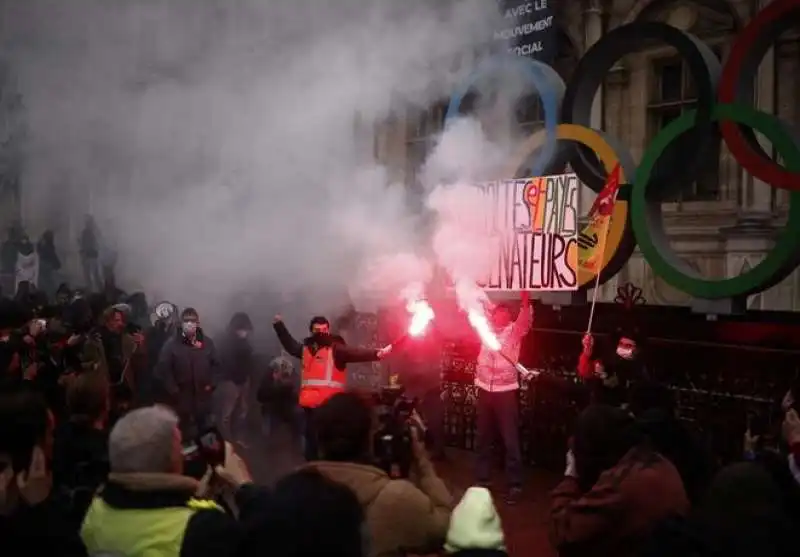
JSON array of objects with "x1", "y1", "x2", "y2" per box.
[{"x1": 444, "y1": 487, "x2": 506, "y2": 553}]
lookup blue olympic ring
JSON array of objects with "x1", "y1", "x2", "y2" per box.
[{"x1": 445, "y1": 53, "x2": 564, "y2": 177}]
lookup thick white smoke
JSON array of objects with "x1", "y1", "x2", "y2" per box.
[
  {"x1": 0, "y1": 0, "x2": 508, "y2": 329},
  {"x1": 424, "y1": 111, "x2": 522, "y2": 313}
]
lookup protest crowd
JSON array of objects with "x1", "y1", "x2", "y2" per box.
[{"x1": 0, "y1": 226, "x2": 799, "y2": 557}]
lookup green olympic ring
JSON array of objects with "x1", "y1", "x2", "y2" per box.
[{"x1": 632, "y1": 103, "x2": 800, "y2": 300}]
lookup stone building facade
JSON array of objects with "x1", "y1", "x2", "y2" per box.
[{"x1": 375, "y1": 0, "x2": 800, "y2": 311}]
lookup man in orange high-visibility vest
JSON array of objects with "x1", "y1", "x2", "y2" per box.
[{"x1": 273, "y1": 314, "x2": 393, "y2": 460}]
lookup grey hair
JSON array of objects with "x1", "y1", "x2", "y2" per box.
[{"x1": 109, "y1": 405, "x2": 180, "y2": 473}]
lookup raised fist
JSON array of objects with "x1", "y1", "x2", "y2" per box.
[
  {"x1": 273, "y1": 314, "x2": 282, "y2": 324},
  {"x1": 582, "y1": 334, "x2": 594, "y2": 354}
]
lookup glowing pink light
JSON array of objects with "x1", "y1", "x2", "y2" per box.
[
  {"x1": 407, "y1": 299, "x2": 435, "y2": 337},
  {"x1": 467, "y1": 308, "x2": 500, "y2": 351}
]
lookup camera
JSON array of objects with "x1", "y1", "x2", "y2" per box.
[
  {"x1": 372, "y1": 386, "x2": 425, "y2": 478},
  {"x1": 182, "y1": 426, "x2": 225, "y2": 478}
]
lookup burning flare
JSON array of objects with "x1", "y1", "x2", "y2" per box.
[
  {"x1": 407, "y1": 299, "x2": 435, "y2": 337},
  {"x1": 467, "y1": 308, "x2": 500, "y2": 351},
  {"x1": 397, "y1": 282, "x2": 435, "y2": 339},
  {"x1": 455, "y1": 279, "x2": 538, "y2": 379}
]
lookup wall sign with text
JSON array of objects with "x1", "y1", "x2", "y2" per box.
[
  {"x1": 477, "y1": 174, "x2": 579, "y2": 292},
  {"x1": 493, "y1": 0, "x2": 556, "y2": 62}
]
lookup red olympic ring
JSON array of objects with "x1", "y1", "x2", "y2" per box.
[{"x1": 718, "y1": 0, "x2": 799, "y2": 191}]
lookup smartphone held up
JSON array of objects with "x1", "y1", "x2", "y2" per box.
[{"x1": 182, "y1": 427, "x2": 226, "y2": 478}]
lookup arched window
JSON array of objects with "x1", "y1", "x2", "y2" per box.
[
  {"x1": 405, "y1": 99, "x2": 448, "y2": 192},
  {"x1": 403, "y1": 24, "x2": 577, "y2": 188},
  {"x1": 639, "y1": 0, "x2": 737, "y2": 202},
  {"x1": 514, "y1": 29, "x2": 577, "y2": 176},
  {"x1": 518, "y1": 29, "x2": 577, "y2": 129}
]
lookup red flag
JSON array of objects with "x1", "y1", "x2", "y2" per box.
[{"x1": 588, "y1": 164, "x2": 621, "y2": 218}]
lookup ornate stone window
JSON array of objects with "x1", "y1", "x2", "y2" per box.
[
  {"x1": 516, "y1": 29, "x2": 578, "y2": 141},
  {"x1": 405, "y1": 99, "x2": 448, "y2": 192},
  {"x1": 638, "y1": 0, "x2": 737, "y2": 203},
  {"x1": 647, "y1": 46, "x2": 723, "y2": 201},
  {"x1": 403, "y1": 26, "x2": 578, "y2": 186}
]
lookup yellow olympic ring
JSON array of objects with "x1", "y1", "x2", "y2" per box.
[{"x1": 501, "y1": 124, "x2": 635, "y2": 289}]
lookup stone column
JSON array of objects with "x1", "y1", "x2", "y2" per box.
[
  {"x1": 376, "y1": 108, "x2": 408, "y2": 185},
  {"x1": 581, "y1": 0, "x2": 609, "y2": 302},
  {"x1": 579, "y1": 0, "x2": 604, "y2": 218},
  {"x1": 739, "y1": 0, "x2": 775, "y2": 219},
  {"x1": 353, "y1": 111, "x2": 373, "y2": 164},
  {"x1": 721, "y1": 0, "x2": 778, "y2": 310}
]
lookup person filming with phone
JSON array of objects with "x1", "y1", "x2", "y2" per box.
[
  {"x1": 305, "y1": 392, "x2": 454, "y2": 557},
  {"x1": 79, "y1": 405, "x2": 256, "y2": 557}
]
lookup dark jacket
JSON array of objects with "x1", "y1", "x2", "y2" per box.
[
  {"x1": 257, "y1": 355, "x2": 299, "y2": 421},
  {"x1": 37, "y1": 233, "x2": 61, "y2": 271},
  {"x1": 154, "y1": 332, "x2": 220, "y2": 415},
  {"x1": 273, "y1": 322, "x2": 379, "y2": 369},
  {"x1": 217, "y1": 333, "x2": 256, "y2": 386},
  {"x1": 0, "y1": 496, "x2": 87, "y2": 557},
  {"x1": 577, "y1": 352, "x2": 648, "y2": 408},
  {"x1": 52, "y1": 420, "x2": 110, "y2": 526},
  {"x1": 79, "y1": 226, "x2": 98, "y2": 259},
  {"x1": 144, "y1": 324, "x2": 175, "y2": 403}
]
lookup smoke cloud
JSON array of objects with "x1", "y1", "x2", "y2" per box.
[
  {"x1": 424, "y1": 97, "x2": 528, "y2": 312},
  {"x1": 0, "y1": 0, "x2": 509, "y2": 329}
]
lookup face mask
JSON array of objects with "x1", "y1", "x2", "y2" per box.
[
  {"x1": 616, "y1": 346, "x2": 634, "y2": 360},
  {"x1": 236, "y1": 330, "x2": 249, "y2": 339},
  {"x1": 311, "y1": 331, "x2": 329, "y2": 343},
  {"x1": 182, "y1": 321, "x2": 198, "y2": 336}
]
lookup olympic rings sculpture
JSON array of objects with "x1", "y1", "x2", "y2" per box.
[{"x1": 445, "y1": 0, "x2": 800, "y2": 302}]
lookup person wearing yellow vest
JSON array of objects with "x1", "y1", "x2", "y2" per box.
[
  {"x1": 273, "y1": 314, "x2": 393, "y2": 461},
  {"x1": 80, "y1": 405, "x2": 256, "y2": 557}
]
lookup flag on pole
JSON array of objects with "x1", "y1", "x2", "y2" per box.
[
  {"x1": 579, "y1": 163, "x2": 623, "y2": 334},
  {"x1": 578, "y1": 164, "x2": 622, "y2": 274}
]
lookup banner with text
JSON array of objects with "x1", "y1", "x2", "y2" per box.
[
  {"x1": 493, "y1": 0, "x2": 557, "y2": 62},
  {"x1": 477, "y1": 174, "x2": 579, "y2": 291}
]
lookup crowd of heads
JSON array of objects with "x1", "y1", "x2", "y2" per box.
[
  {"x1": 559, "y1": 377, "x2": 800, "y2": 557},
  {"x1": 3, "y1": 278, "x2": 800, "y2": 557}
]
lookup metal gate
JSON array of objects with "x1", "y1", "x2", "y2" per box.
[{"x1": 442, "y1": 328, "x2": 800, "y2": 471}]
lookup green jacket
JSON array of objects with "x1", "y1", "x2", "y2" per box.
[{"x1": 81, "y1": 330, "x2": 140, "y2": 389}]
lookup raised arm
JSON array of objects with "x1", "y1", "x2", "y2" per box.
[
  {"x1": 511, "y1": 290, "x2": 532, "y2": 338},
  {"x1": 577, "y1": 334, "x2": 598, "y2": 379},
  {"x1": 335, "y1": 343, "x2": 381, "y2": 365},
  {"x1": 272, "y1": 316, "x2": 303, "y2": 359}
]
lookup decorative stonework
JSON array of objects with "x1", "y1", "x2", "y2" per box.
[
  {"x1": 382, "y1": 0, "x2": 799, "y2": 312},
  {"x1": 344, "y1": 312, "x2": 387, "y2": 391},
  {"x1": 614, "y1": 281, "x2": 647, "y2": 307}
]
